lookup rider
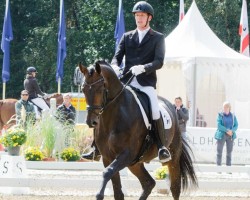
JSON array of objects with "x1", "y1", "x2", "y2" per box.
[
  {"x1": 82, "y1": 1, "x2": 171, "y2": 163},
  {"x1": 24, "y1": 66, "x2": 49, "y2": 118}
]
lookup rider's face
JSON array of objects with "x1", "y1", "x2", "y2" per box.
[
  {"x1": 32, "y1": 72, "x2": 36, "y2": 77},
  {"x1": 134, "y1": 12, "x2": 151, "y2": 30}
]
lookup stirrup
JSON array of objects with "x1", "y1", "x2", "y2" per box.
[
  {"x1": 158, "y1": 147, "x2": 172, "y2": 163},
  {"x1": 81, "y1": 148, "x2": 101, "y2": 161}
]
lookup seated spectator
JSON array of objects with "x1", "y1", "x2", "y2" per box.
[
  {"x1": 15, "y1": 90, "x2": 36, "y2": 127},
  {"x1": 56, "y1": 93, "x2": 76, "y2": 126}
]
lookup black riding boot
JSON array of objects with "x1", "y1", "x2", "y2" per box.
[
  {"x1": 81, "y1": 140, "x2": 101, "y2": 161},
  {"x1": 154, "y1": 118, "x2": 172, "y2": 163}
]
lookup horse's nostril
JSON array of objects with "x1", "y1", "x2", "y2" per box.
[{"x1": 92, "y1": 121, "x2": 98, "y2": 126}]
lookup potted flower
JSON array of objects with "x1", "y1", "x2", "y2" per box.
[
  {"x1": 24, "y1": 147, "x2": 44, "y2": 161},
  {"x1": 0, "y1": 127, "x2": 27, "y2": 156},
  {"x1": 154, "y1": 166, "x2": 169, "y2": 180},
  {"x1": 154, "y1": 166, "x2": 170, "y2": 194},
  {"x1": 60, "y1": 147, "x2": 80, "y2": 161}
]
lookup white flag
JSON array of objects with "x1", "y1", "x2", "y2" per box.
[
  {"x1": 239, "y1": 0, "x2": 249, "y2": 56},
  {"x1": 179, "y1": 0, "x2": 185, "y2": 23}
]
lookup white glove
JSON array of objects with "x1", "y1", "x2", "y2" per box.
[
  {"x1": 131, "y1": 65, "x2": 145, "y2": 76},
  {"x1": 111, "y1": 65, "x2": 122, "y2": 77},
  {"x1": 43, "y1": 93, "x2": 49, "y2": 99}
]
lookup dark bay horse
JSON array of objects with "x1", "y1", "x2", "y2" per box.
[
  {"x1": 79, "y1": 61, "x2": 197, "y2": 200},
  {"x1": 0, "y1": 93, "x2": 63, "y2": 130}
]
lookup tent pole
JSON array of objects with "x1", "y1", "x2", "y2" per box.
[
  {"x1": 76, "y1": 84, "x2": 81, "y2": 123},
  {"x1": 192, "y1": 61, "x2": 197, "y2": 126},
  {"x1": 58, "y1": 77, "x2": 61, "y2": 94},
  {"x1": 2, "y1": 82, "x2": 6, "y2": 100}
]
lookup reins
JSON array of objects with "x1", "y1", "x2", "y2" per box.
[
  {"x1": 85, "y1": 70, "x2": 134, "y2": 115},
  {"x1": 99, "y1": 72, "x2": 135, "y2": 114}
]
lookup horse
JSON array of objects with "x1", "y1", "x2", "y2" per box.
[
  {"x1": 0, "y1": 99, "x2": 18, "y2": 130},
  {"x1": 44, "y1": 93, "x2": 64, "y2": 107},
  {"x1": 0, "y1": 93, "x2": 63, "y2": 130},
  {"x1": 79, "y1": 60, "x2": 198, "y2": 200}
]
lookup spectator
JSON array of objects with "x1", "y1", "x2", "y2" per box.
[
  {"x1": 56, "y1": 93, "x2": 76, "y2": 126},
  {"x1": 215, "y1": 101, "x2": 238, "y2": 168},
  {"x1": 15, "y1": 90, "x2": 36, "y2": 127},
  {"x1": 174, "y1": 97, "x2": 189, "y2": 139}
]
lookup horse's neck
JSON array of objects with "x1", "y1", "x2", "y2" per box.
[{"x1": 103, "y1": 89, "x2": 136, "y2": 119}]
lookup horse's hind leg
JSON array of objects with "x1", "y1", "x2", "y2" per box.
[
  {"x1": 168, "y1": 161, "x2": 181, "y2": 200},
  {"x1": 128, "y1": 163, "x2": 156, "y2": 200}
]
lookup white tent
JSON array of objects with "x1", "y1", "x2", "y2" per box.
[{"x1": 157, "y1": 1, "x2": 250, "y2": 128}]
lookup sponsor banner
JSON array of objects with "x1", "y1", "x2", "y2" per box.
[
  {"x1": 186, "y1": 127, "x2": 250, "y2": 165},
  {"x1": 69, "y1": 93, "x2": 87, "y2": 111},
  {"x1": 71, "y1": 98, "x2": 86, "y2": 111}
]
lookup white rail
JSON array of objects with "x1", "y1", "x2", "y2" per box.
[{"x1": 0, "y1": 161, "x2": 249, "y2": 191}]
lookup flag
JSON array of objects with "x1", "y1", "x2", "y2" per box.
[
  {"x1": 239, "y1": 0, "x2": 249, "y2": 56},
  {"x1": 179, "y1": 0, "x2": 185, "y2": 23},
  {"x1": 114, "y1": 0, "x2": 125, "y2": 51},
  {"x1": 56, "y1": 0, "x2": 66, "y2": 82},
  {"x1": 1, "y1": 0, "x2": 13, "y2": 83}
]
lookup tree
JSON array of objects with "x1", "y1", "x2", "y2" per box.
[{"x1": 0, "y1": 0, "x2": 247, "y2": 98}]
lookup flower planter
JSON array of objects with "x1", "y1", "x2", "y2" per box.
[
  {"x1": 7, "y1": 146, "x2": 21, "y2": 156},
  {"x1": 42, "y1": 157, "x2": 56, "y2": 161}
]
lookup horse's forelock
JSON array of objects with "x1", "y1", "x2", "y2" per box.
[{"x1": 88, "y1": 66, "x2": 96, "y2": 76}]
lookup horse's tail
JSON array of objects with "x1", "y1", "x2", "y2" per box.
[{"x1": 180, "y1": 138, "x2": 198, "y2": 190}]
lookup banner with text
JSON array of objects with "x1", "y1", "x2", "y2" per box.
[{"x1": 186, "y1": 127, "x2": 250, "y2": 165}]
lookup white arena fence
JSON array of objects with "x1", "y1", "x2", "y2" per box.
[{"x1": 0, "y1": 160, "x2": 250, "y2": 192}]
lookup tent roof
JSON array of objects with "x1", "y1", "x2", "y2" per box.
[{"x1": 164, "y1": 1, "x2": 250, "y2": 65}]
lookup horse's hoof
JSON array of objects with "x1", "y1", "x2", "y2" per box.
[{"x1": 96, "y1": 193, "x2": 104, "y2": 200}]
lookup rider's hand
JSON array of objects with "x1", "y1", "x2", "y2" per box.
[
  {"x1": 131, "y1": 65, "x2": 145, "y2": 76},
  {"x1": 111, "y1": 65, "x2": 122, "y2": 77},
  {"x1": 43, "y1": 93, "x2": 49, "y2": 99}
]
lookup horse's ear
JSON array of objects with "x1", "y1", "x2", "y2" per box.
[
  {"x1": 79, "y1": 62, "x2": 88, "y2": 75},
  {"x1": 95, "y1": 61, "x2": 102, "y2": 74}
]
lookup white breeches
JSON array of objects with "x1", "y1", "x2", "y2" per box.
[
  {"x1": 31, "y1": 98, "x2": 50, "y2": 110},
  {"x1": 130, "y1": 77, "x2": 160, "y2": 120}
]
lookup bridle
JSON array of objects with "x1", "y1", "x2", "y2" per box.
[
  {"x1": 83, "y1": 72, "x2": 134, "y2": 116},
  {"x1": 83, "y1": 77, "x2": 125, "y2": 116}
]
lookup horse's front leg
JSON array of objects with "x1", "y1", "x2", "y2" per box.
[{"x1": 96, "y1": 150, "x2": 130, "y2": 200}]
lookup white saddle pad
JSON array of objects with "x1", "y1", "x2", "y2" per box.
[
  {"x1": 126, "y1": 86, "x2": 172, "y2": 130},
  {"x1": 159, "y1": 103, "x2": 172, "y2": 129}
]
